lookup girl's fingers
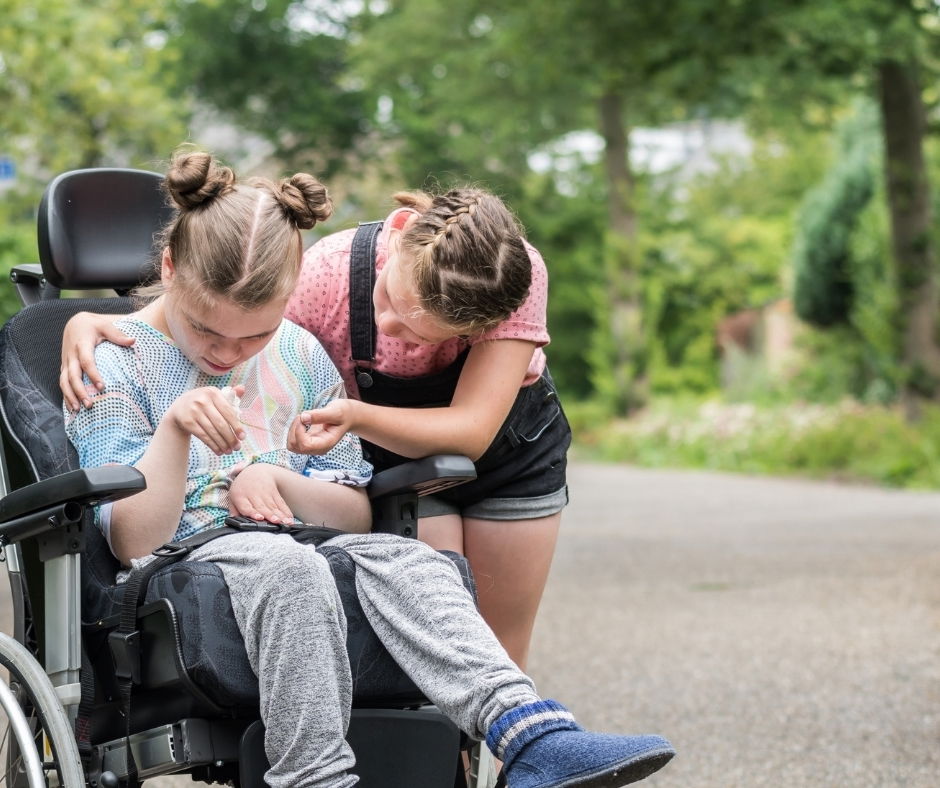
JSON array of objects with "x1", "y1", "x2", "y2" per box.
[
  {"x1": 76, "y1": 342, "x2": 106, "y2": 392},
  {"x1": 59, "y1": 365, "x2": 81, "y2": 413},
  {"x1": 287, "y1": 424, "x2": 322, "y2": 454},
  {"x1": 243, "y1": 496, "x2": 271, "y2": 522},
  {"x1": 62, "y1": 357, "x2": 92, "y2": 410},
  {"x1": 194, "y1": 409, "x2": 241, "y2": 455},
  {"x1": 245, "y1": 494, "x2": 292, "y2": 524},
  {"x1": 100, "y1": 322, "x2": 136, "y2": 347}
]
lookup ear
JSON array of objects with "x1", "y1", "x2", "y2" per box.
[
  {"x1": 388, "y1": 212, "x2": 418, "y2": 252},
  {"x1": 160, "y1": 248, "x2": 175, "y2": 287},
  {"x1": 387, "y1": 227, "x2": 401, "y2": 255}
]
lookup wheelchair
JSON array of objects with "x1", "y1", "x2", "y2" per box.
[{"x1": 0, "y1": 168, "x2": 500, "y2": 787}]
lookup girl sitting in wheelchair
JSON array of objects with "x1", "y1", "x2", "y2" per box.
[{"x1": 64, "y1": 148, "x2": 674, "y2": 788}]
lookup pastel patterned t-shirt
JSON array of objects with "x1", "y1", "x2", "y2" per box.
[
  {"x1": 64, "y1": 317, "x2": 373, "y2": 542},
  {"x1": 285, "y1": 208, "x2": 551, "y2": 399}
]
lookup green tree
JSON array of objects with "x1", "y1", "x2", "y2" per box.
[
  {"x1": 734, "y1": 0, "x2": 940, "y2": 400},
  {"x1": 355, "y1": 0, "x2": 750, "y2": 411},
  {"x1": 166, "y1": 0, "x2": 372, "y2": 177},
  {"x1": 792, "y1": 101, "x2": 880, "y2": 329},
  {"x1": 0, "y1": 0, "x2": 187, "y2": 179},
  {"x1": 0, "y1": 0, "x2": 187, "y2": 321}
]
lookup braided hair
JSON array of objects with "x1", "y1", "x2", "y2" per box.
[{"x1": 392, "y1": 188, "x2": 532, "y2": 335}]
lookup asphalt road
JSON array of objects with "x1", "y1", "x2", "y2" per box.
[{"x1": 4, "y1": 462, "x2": 940, "y2": 787}]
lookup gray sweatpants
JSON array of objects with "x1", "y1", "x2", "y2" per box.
[{"x1": 188, "y1": 531, "x2": 540, "y2": 787}]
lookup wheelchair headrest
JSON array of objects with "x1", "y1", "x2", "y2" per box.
[{"x1": 38, "y1": 168, "x2": 175, "y2": 290}]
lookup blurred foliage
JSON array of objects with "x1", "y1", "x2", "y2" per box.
[
  {"x1": 0, "y1": 0, "x2": 187, "y2": 180},
  {"x1": 0, "y1": 202, "x2": 37, "y2": 321},
  {"x1": 4, "y1": 0, "x2": 940, "y2": 484},
  {"x1": 572, "y1": 397, "x2": 940, "y2": 489},
  {"x1": 0, "y1": 0, "x2": 188, "y2": 322},
  {"x1": 515, "y1": 172, "x2": 607, "y2": 400},
  {"x1": 635, "y1": 129, "x2": 831, "y2": 397},
  {"x1": 166, "y1": 0, "x2": 370, "y2": 177}
]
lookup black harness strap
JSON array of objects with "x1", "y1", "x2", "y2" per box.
[{"x1": 349, "y1": 221, "x2": 384, "y2": 378}]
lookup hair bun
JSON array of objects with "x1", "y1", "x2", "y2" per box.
[
  {"x1": 276, "y1": 174, "x2": 333, "y2": 230},
  {"x1": 165, "y1": 150, "x2": 236, "y2": 210}
]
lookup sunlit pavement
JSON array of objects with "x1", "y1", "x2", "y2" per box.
[{"x1": 5, "y1": 461, "x2": 940, "y2": 787}]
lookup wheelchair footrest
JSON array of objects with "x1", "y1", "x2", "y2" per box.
[{"x1": 94, "y1": 718, "x2": 243, "y2": 781}]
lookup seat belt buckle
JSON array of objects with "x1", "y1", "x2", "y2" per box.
[
  {"x1": 108, "y1": 629, "x2": 141, "y2": 684},
  {"x1": 151, "y1": 542, "x2": 191, "y2": 558},
  {"x1": 224, "y1": 515, "x2": 287, "y2": 533}
]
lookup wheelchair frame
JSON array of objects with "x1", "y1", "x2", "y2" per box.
[{"x1": 0, "y1": 167, "x2": 498, "y2": 788}]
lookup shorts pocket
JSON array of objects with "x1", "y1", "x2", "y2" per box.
[{"x1": 476, "y1": 378, "x2": 564, "y2": 470}]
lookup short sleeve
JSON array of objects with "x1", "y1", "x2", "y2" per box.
[
  {"x1": 64, "y1": 343, "x2": 153, "y2": 470},
  {"x1": 474, "y1": 241, "x2": 550, "y2": 347}
]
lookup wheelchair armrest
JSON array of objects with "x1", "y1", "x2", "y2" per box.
[
  {"x1": 0, "y1": 466, "x2": 146, "y2": 545},
  {"x1": 367, "y1": 455, "x2": 476, "y2": 539},
  {"x1": 367, "y1": 454, "x2": 476, "y2": 501}
]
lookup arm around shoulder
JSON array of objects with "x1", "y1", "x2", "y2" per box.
[{"x1": 60, "y1": 310, "x2": 135, "y2": 411}]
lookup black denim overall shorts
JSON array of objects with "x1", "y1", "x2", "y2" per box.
[{"x1": 347, "y1": 221, "x2": 571, "y2": 512}]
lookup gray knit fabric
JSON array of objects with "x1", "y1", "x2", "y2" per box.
[{"x1": 189, "y1": 531, "x2": 539, "y2": 787}]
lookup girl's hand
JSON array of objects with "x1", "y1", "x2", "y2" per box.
[
  {"x1": 287, "y1": 400, "x2": 353, "y2": 456},
  {"x1": 229, "y1": 464, "x2": 295, "y2": 524},
  {"x1": 60, "y1": 312, "x2": 133, "y2": 411},
  {"x1": 166, "y1": 385, "x2": 246, "y2": 455}
]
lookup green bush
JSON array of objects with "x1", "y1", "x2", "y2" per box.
[
  {"x1": 574, "y1": 398, "x2": 940, "y2": 489},
  {"x1": 0, "y1": 218, "x2": 38, "y2": 324},
  {"x1": 792, "y1": 100, "x2": 880, "y2": 328}
]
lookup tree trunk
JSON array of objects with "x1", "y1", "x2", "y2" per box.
[
  {"x1": 877, "y1": 59, "x2": 940, "y2": 405},
  {"x1": 598, "y1": 91, "x2": 645, "y2": 412}
]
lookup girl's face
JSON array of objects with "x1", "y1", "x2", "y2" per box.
[
  {"x1": 373, "y1": 235, "x2": 456, "y2": 346},
  {"x1": 160, "y1": 251, "x2": 286, "y2": 375}
]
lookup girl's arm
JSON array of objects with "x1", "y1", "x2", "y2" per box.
[
  {"x1": 290, "y1": 339, "x2": 535, "y2": 461},
  {"x1": 109, "y1": 386, "x2": 245, "y2": 564},
  {"x1": 229, "y1": 464, "x2": 371, "y2": 532},
  {"x1": 60, "y1": 311, "x2": 133, "y2": 411}
]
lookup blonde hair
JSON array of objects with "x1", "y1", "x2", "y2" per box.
[
  {"x1": 393, "y1": 188, "x2": 531, "y2": 335},
  {"x1": 139, "y1": 148, "x2": 332, "y2": 310}
]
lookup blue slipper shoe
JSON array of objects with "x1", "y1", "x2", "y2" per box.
[
  {"x1": 486, "y1": 700, "x2": 674, "y2": 788},
  {"x1": 502, "y1": 729, "x2": 674, "y2": 788}
]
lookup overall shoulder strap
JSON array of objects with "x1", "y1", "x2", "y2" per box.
[{"x1": 349, "y1": 221, "x2": 384, "y2": 365}]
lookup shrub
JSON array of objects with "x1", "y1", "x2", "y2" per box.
[{"x1": 574, "y1": 398, "x2": 940, "y2": 489}]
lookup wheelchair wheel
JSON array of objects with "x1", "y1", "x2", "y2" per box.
[{"x1": 0, "y1": 632, "x2": 84, "y2": 787}]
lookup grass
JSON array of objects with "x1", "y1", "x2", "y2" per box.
[{"x1": 568, "y1": 397, "x2": 940, "y2": 490}]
